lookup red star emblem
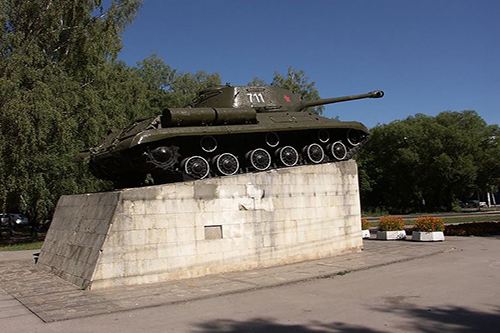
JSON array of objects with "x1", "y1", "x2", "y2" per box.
[{"x1": 283, "y1": 94, "x2": 291, "y2": 102}]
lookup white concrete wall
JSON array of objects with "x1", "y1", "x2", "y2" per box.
[
  {"x1": 38, "y1": 192, "x2": 119, "y2": 288},
  {"x1": 38, "y1": 161, "x2": 363, "y2": 290}
]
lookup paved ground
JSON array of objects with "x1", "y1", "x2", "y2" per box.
[{"x1": 1, "y1": 236, "x2": 499, "y2": 332}]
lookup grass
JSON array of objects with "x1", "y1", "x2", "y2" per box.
[
  {"x1": 363, "y1": 208, "x2": 500, "y2": 218},
  {"x1": 440, "y1": 215, "x2": 500, "y2": 224},
  {"x1": 366, "y1": 214, "x2": 500, "y2": 227},
  {"x1": 0, "y1": 241, "x2": 44, "y2": 252}
]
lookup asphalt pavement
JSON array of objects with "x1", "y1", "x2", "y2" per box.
[{"x1": 1, "y1": 235, "x2": 499, "y2": 332}]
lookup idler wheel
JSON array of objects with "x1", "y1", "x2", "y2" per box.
[
  {"x1": 329, "y1": 141, "x2": 348, "y2": 160},
  {"x1": 147, "y1": 145, "x2": 180, "y2": 171},
  {"x1": 151, "y1": 146, "x2": 172, "y2": 162},
  {"x1": 347, "y1": 129, "x2": 362, "y2": 146},
  {"x1": 200, "y1": 136, "x2": 217, "y2": 153},
  {"x1": 182, "y1": 156, "x2": 210, "y2": 179},
  {"x1": 214, "y1": 153, "x2": 239, "y2": 176},
  {"x1": 247, "y1": 148, "x2": 272, "y2": 171},
  {"x1": 265, "y1": 132, "x2": 280, "y2": 148},
  {"x1": 276, "y1": 146, "x2": 299, "y2": 167},
  {"x1": 303, "y1": 143, "x2": 324, "y2": 164}
]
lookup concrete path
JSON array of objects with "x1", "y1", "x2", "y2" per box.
[{"x1": 1, "y1": 236, "x2": 499, "y2": 332}]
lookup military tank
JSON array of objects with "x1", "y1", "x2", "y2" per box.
[{"x1": 80, "y1": 85, "x2": 384, "y2": 187}]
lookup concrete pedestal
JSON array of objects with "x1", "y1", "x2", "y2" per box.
[
  {"x1": 412, "y1": 231, "x2": 445, "y2": 241},
  {"x1": 38, "y1": 161, "x2": 363, "y2": 290},
  {"x1": 376, "y1": 230, "x2": 407, "y2": 240}
]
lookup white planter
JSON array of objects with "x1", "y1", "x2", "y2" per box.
[
  {"x1": 376, "y1": 230, "x2": 406, "y2": 240},
  {"x1": 412, "y1": 231, "x2": 445, "y2": 242},
  {"x1": 362, "y1": 229, "x2": 371, "y2": 238}
]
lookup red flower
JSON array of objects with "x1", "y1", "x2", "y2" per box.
[
  {"x1": 361, "y1": 218, "x2": 371, "y2": 230},
  {"x1": 377, "y1": 216, "x2": 405, "y2": 231},
  {"x1": 413, "y1": 216, "x2": 444, "y2": 232}
]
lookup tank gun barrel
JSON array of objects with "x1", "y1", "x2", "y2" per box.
[{"x1": 294, "y1": 90, "x2": 384, "y2": 112}]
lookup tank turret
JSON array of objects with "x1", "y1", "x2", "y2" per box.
[
  {"x1": 81, "y1": 85, "x2": 384, "y2": 187},
  {"x1": 186, "y1": 85, "x2": 383, "y2": 112}
]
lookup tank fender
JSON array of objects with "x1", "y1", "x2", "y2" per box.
[{"x1": 162, "y1": 107, "x2": 257, "y2": 127}]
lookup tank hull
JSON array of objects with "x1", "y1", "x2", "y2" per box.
[{"x1": 88, "y1": 112, "x2": 369, "y2": 187}]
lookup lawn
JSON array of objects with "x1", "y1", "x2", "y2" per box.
[
  {"x1": 439, "y1": 215, "x2": 500, "y2": 224},
  {"x1": 0, "y1": 226, "x2": 46, "y2": 251},
  {"x1": 366, "y1": 214, "x2": 500, "y2": 226},
  {"x1": 0, "y1": 241, "x2": 44, "y2": 251}
]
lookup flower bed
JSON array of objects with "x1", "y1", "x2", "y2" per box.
[
  {"x1": 361, "y1": 218, "x2": 371, "y2": 230},
  {"x1": 413, "y1": 216, "x2": 444, "y2": 232},
  {"x1": 412, "y1": 216, "x2": 445, "y2": 241},
  {"x1": 361, "y1": 218, "x2": 372, "y2": 238},
  {"x1": 376, "y1": 216, "x2": 406, "y2": 240},
  {"x1": 361, "y1": 217, "x2": 372, "y2": 238},
  {"x1": 377, "y1": 216, "x2": 404, "y2": 231},
  {"x1": 444, "y1": 222, "x2": 500, "y2": 236}
]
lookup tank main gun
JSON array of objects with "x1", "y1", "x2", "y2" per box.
[{"x1": 290, "y1": 90, "x2": 384, "y2": 112}]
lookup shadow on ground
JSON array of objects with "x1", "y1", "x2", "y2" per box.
[
  {"x1": 194, "y1": 305, "x2": 500, "y2": 332},
  {"x1": 372, "y1": 304, "x2": 500, "y2": 332},
  {"x1": 194, "y1": 318, "x2": 385, "y2": 332}
]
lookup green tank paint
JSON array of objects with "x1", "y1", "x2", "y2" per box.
[{"x1": 78, "y1": 85, "x2": 384, "y2": 187}]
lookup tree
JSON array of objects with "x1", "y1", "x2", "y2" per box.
[
  {"x1": 167, "y1": 71, "x2": 221, "y2": 107},
  {"x1": 357, "y1": 118, "x2": 425, "y2": 213},
  {"x1": 472, "y1": 124, "x2": 500, "y2": 196},
  {"x1": 271, "y1": 67, "x2": 323, "y2": 115},
  {"x1": 246, "y1": 67, "x2": 323, "y2": 114},
  {"x1": 357, "y1": 111, "x2": 500, "y2": 213},
  {"x1": 247, "y1": 77, "x2": 267, "y2": 87},
  {"x1": 135, "y1": 54, "x2": 176, "y2": 112},
  {"x1": 0, "y1": 0, "x2": 143, "y2": 222}
]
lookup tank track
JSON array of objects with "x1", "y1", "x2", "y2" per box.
[{"x1": 99, "y1": 128, "x2": 367, "y2": 188}]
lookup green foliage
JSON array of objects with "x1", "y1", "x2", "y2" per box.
[
  {"x1": 0, "y1": 0, "x2": 143, "y2": 222},
  {"x1": 358, "y1": 111, "x2": 500, "y2": 213},
  {"x1": 440, "y1": 215, "x2": 500, "y2": 224},
  {"x1": 134, "y1": 54, "x2": 222, "y2": 110},
  {"x1": 0, "y1": 241, "x2": 44, "y2": 252},
  {"x1": 444, "y1": 222, "x2": 500, "y2": 236},
  {"x1": 272, "y1": 67, "x2": 323, "y2": 115},
  {"x1": 247, "y1": 77, "x2": 267, "y2": 87},
  {"x1": 168, "y1": 71, "x2": 221, "y2": 107}
]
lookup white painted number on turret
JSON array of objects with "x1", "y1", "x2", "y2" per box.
[{"x1": 247, "y1": 93, "x2": 265, "y2": 103}]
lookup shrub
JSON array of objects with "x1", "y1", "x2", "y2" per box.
[
  {"x1": 413, "y1": 216, "x2": 444, "y2": 232},
  {"x1": 377, "y1": 216, "x2": 404, "y2": 231},
  {"x1": 444, "y1": 222, "x2": 500, "y2": 236},
  {"x1": 361, "y1": 218, "x2": 371, "y2": 230}
]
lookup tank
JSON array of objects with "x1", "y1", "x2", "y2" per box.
[{"x1": 79, "y1": 85, "x2": 384, "y2": 187}]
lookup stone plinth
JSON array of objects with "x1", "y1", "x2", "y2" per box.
[{"x1": 38, "y1": 161, "x2": 363, "y2": 290}]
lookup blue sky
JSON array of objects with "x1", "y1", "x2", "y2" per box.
[{"x1": 117, "y1": 0, "x2": 499, "y2": 128}]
